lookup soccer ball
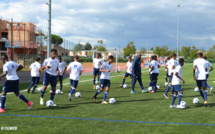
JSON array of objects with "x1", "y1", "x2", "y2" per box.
[
  {"x1": 109, "y1": 98, "x2": 116, "y2": 104},
  {"x1": 156, "y1": 85, "x2": 160, "y2": 90},
  {"x1": 46, "y1": 100, "x2": 54, "y2": 107},
  {"x1": 96, "y1": 85, "x2": 100, "y2": 90},
  {"x1": 0, "y1": 103, "x2": 6, "y2": 109},
  {"x1": 193, "y1": 98, "x2": 199, "y2": 104},
  {"x1": 38, "y1": 87, "x2": 43, "y2": 92},
  {"x1": 123, "y1": 84, "x2": 128, "y2": 88},
  {"x1": 75, "y1": 92, "x2": 81, "y2": 98},
  {"x1": 55, "y1": 89, "x2": 61, "y2": 94},
  {"x1": 95, "y1": 81, "x2": 99, "y2": 84},
  {"x1": 165, "y1": 82, "x2": 169, "y2": 86},
  {"x1": 148, "y1": 87, "x2": 152, "y2": 91},
  {"x1": 194, "y1": 87, "x2": 200, "y2": 92},
  {"x1": 180, "y1": 101, "x2": 186, "y2": 107}
]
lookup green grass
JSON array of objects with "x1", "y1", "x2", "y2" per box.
[{"x1": 1, "y1": 63, "x2": 215, "y2": 134}]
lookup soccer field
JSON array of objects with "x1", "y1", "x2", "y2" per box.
[{"x1": 0, "y1": 63, "x2": 215, "y2": 134}]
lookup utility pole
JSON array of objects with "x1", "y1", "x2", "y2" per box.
[
  {"x1": 24, "y1": 24, "x2": 26, "y2": 68},
  {"x1": 10, "y1": 18, "x2": 13, "y2": 60},
  {"x1": 47, "y1": 0, "x2": 51, "y2": 58},
  {"x1": 177, "y1": 3, "x2": 180, "y2": 59}
]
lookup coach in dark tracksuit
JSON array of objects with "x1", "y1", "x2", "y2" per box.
[{"x1": 131, "y1": 53, "x2": 147, "y2": 93}]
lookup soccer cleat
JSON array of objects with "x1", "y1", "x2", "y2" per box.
[
  {"x1": 0, "y1": 109, "x2": 5, "y2": 113},
  {"x1": 93, "y1": 85, "x2": 96, "y2": 90},
  {"x1": 27, "y1": 89, "x2": 30, "y2": 94},
  {"x1": 68, "y1": 93, "x2": 73, "y2": 101},
  {"x1": 130, "y1": 90, "x2": 137, "y2": 94},
  {"x1": 142, "y1": 89, "x2": 148, "y2": 93},
  {"x1": 120, "y1": 84, "x2": 123, "y2": 87},
  {"x1": 176, "y1": 105, "x2": 185, "y2": 109},
  {"x1": 163, "y1": 94, "x2": 169, "y2": 99},
  {"x1": 149, "y1": 91, "x2": 154, "y2": 93},
  {"x1": 32, "y1": 91, "x2": 36, "y2": 94},
  {"x1": 171, "y1": 94, "x2": 174, "y2": 97},
  {"x1": 27, "y1": 102, "x2": 33, "y2": 110},
  {"x1": 53, "y1": 103, "x2": 57, "y2": 107},
  {"x1": 204, "y1": 101, "x2": 208, "y2": 107},
  {"x1": 40, "y1": 98, "x2": 44, "y2": 105},
  {"x1": 93, "y1": 96, "x2": 97, "y2": 103},
  {"x1": 210, "y1": 87, "x2": 213, "y2": 93},
  {"x1": 102, "y1": 101, "x2": 108, "y2": 104},
  {"x1": 60, "y1": 91, "x2": 64, "y2": 94},
  {"x1": 170, "y1": 105, "x2": 176, "y2": 108},
  {"x1": 49, "y1": 90, "x2": 52, "y2": 94}
]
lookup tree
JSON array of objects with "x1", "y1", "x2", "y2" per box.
[
  {"x1": 123, "y1": 41, "x2": 136, "y2": 56},
  {"x1": 84, "y1": 42, "x2": 92, "y2": 50},
  {"x1": 160, "y1": 45, "x2": 169, "y2": 57},
  {"x1": 206, "y1": 44, "x2": 215, "y2": 58},
  {"x1": 140, "y1": 47, "x2": 146, "y2": 54},
  {"x1": 153, "y1": 46, "x2": 161, "y2": 56},
  {"x1": 181, "y1": 46, "x2": 191, "y2": 59},
  {"x1": 190, "y1": 46, "x2": 198, "y2": 60},
  {"x1": 93, "y1": 45, "x2": 107, "y2": 51},
  {"x1": 150, "y1": 47, "x2": 154, "y2": 50},
  {"x1": 73, "y1": 42, "x2": 84, "y2": 52},
  {"x1": 97, "y1": 40, "x2": 104, "y2": 45},
  {"x1": 45, "y1": 34, "x2": 63, "y2": 48},
  {"x1": 167, "y1": 49, "x2": 176, "y2": 57}
]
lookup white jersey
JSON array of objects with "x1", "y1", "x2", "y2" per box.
[
  {"x1": 100, "y1": 61, "x2": 113, "y2": 80},
  {"x1": 150, "y1": 60, "x2": 159, "y2": 74},
  {"x1": 30, "y1": 62, "x2": 41, "y2": 77},
  {"x1": 42, "y1": 58, "x2": 59, "y2": 76},
  {"x1": 3, "y1": 61, "x2": 20, "y2": 80},
  {"x1": 172, "y1": 65, "x2": 182, "y2": 85},
  {"x1": 126, "y1": 61, "x2": 132, "y2": 74},
  {"x1": 93, "y1": 58, "x2": 104, "y2": 69},
  {"x1": 67, "y1": 61, "x2": 83, "y2": 81},
  {"x1": 58, "y1": 61, "x2": 67, "y2": 76},
  {"x1": 205, "y1": 60, "x2": 212, "y2": 75},
  {"x1": 194, "y1": 58, "x2": 207, "y2": 80},
  {"x1": 168, "y1": 59, "x2": 179, "y2": 76}
]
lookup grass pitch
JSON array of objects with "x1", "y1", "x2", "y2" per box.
[{"x1": 0, "y1": 63, "x2": 215, "y2": 134}]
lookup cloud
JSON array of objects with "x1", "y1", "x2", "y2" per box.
[{"x1": 0, "y1": 0, "x2": 215, "y2": 50}]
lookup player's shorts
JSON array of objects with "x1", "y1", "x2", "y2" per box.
[
  {"x1": 100, "y1": 79, "x2": 110, "y2": 88},
  {"x1": 165, "y1": 71, "x2": 169, "y2": 77},
  {"x1": 206, "y1": 74, "x2": 209, "y2": 79},
  {"x1": 93, "y1": 68, "x2": 101, "y2": 76},
  {"x1": 2, "y1": 80, "x2": 19, "y2": 93},
  {"x1": 70, "y1": 79, "x2": 79, "y2": 88},
  {"x1": 150, "y1": 73, "x2": 159, "y2": 81},
  {"x1": 59, "y1": 75, "x2": 63, "y2": 82},
  {"x1": 43, "y1": 72, "x2": 57, "y2": 87},
  {"x1": 172, "y1": 85, "x2": 182, "y2": 92},
  {"x1": 31, "y1": 77, "x2": 40, "y2": 84},
  {"x1": 169, "y1": 76, "x2": 173, "y2": 83},
  {"x1": 196, "y1": 80, "x2": 207, "y2": 88},
  {"x1": 124, "y1": 72, "x2": 132, "y2": 79}
]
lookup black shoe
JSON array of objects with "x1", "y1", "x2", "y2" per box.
[
  {"x1": 32, "y1": 91, "x2": 36, "y2": 94},
  {"x1": 27, "y1": 89, "x2": 30, "y2": 94},
  {"x1": 93, "y1": 96, "x2": 97, "y2": 103}
]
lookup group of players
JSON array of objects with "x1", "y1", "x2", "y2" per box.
[{"x1": 0, "y1": 49, "x2": 213, "y2": 113}]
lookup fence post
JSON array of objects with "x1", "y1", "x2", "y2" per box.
[
  {"x1": 116, "y1": 53, "x2": 118, "y2": 73},
  {"x1": 24, "y1": 24, "x2": 25, "y2": 68}
]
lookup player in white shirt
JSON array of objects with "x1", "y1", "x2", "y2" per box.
[
  {"x1": 0, "y1": 55, "x2": 33, "y2": 113},
  {"x1": 67, "y1": 55, "x2": 83, "y2": 101},
  {"x1": 203, "y1": 56, "x2": 214, "y2": 93},
  {"x1": 93, "y1": 55, "x2": 114, "y2": 104},
  {"x1": 27, "y1": 57, "x2": 42, "y2": 94},
  {"x1": 193, "y1": 51, "x2": 208, "y2": 106},
  {"x1": 170, "y1": 58, "x2": 185, "y2": 109},
  {"x1": 93, "y1": 53, "x2": 104, "y2": 89},
  {"x1": 163, "y1": 53, "x2": 178, "y2": 99},
  {"x1": 120, "y1": 56, "x2": 133, "y2": 87},
  {"x1": 40, "y1": 49, "x2": 59, "y2": 106},
  {"x1": 164, "y1": 57, "x2": 171, "y2": 83},
  {"x1": 149, "y1": 55, "x2": 160, "y2": 93},
  {"x1": 53, "y1": 55, "x2": 67, "y2": 94}
]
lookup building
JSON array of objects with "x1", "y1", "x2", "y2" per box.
[{"x1": 135, "y1": 50, "x2": 156, "y2": 58}]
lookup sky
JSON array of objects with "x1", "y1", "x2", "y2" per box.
[{"x1": 0, "y1": 0, "x2": 215, "y2": 50}]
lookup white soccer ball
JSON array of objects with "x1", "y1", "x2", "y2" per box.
[
  {"x1": 55, "y1": 89, "x2": 61, "y2": 94},
  {"x1": 95, "y1": 81, "x2": 99, "y2": 84},
  {"x1": 194, "y1": 87, "x2": 200, "y2": 92},
  {"x1": 75, "y1": 92, "x2": 81, "y2": 98},
  {"x1": 38, "y1": 87, "x2": 43, "y2": 92},
  {"x1": 165, "y1": 82, "x2": 169, "y2": 86},
  {"x1": 0, "y1": 103, "x2": 6, "y2": 109},
  {"x1": 156, "y1": 85, "x2": 160, "y2": 90},
  {"x1": 109, "y1": 98, "x2": 116, "y2": 104},
  {"x1": 46, "y1": 100, "x2": 54, "y2": 107},
  {"x1": 180, "y1": 101, "x2": 186, "y2": 107},
  {"x1": 193, "y1": 98, "x2": 199, "y2": 104},
  {"x1": 123, "y1": 84, "x2": 128, "y2": 88},
  {"x1": 96, "y1": 85, "x2": 100, "y2": 90},
  {"x1": 148, "y1": 86, "x2": 152, "y2": 91}
]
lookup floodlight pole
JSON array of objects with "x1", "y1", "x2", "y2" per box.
[
  {"x1": 47, "y1": 0, "x2": 52, "y2": 58},
  {"x1": 177, "y1": 3, "x2": 180, "y2": 59}
]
